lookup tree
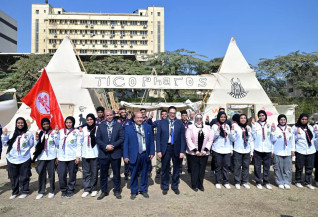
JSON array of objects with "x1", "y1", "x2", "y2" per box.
[
  {"x1": 255, "y1": 51, "x2": 318, "y2": 97},
  {"x1": 3, "y1": 54, "x2": 51, "y2": 100}
]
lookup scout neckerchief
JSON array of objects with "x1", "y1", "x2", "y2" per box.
[
  {"x1": 277, "y1": 125, "x2": 288, "y2": 147},
  {"x1": 86, "y1": 126, "x2": 96, "y2": 147},
  {"x1": 257, "y1": 121, "x2": 267, "y2": 140},
  {"x1": 42, "y1": 129, "x2": 53, "y2": 152},
  {"x1": 63, "y1": 128, "x2": 75, "y2": 149},
  {"x1": 217, "y1": 122, "x2": 227, "y2": 142},
  {"x1": 300, "y1": 126, "x2": 312, "y2": 146}
]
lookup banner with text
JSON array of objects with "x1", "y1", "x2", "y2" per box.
[{"x1": 81, "y1": 74, "x2": 216, "y2": 89}]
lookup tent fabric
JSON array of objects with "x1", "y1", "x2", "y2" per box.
[
  {"x1": 204, "y1": 37, "x2": 279, "y2": 123},
  {"x1": 0, "y1": 99, "x2": 18, "y2": 126},
  {"x1": 5, "y1": 37, "x2": 96, "y2": 132}
]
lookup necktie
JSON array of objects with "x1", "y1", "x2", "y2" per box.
[
  {"x1": 138, "y1": 126, "x2": 143, "y2": 153},
  {"x1": 107, "y1": 125, "x2": 112, "y2": 141},
  {"x1": 170, "y1": 120, "x2": 174, "y2": 144}
]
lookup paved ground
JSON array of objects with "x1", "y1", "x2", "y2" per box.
[{"x1": 0, "y1": 160, "x2": 317, "y2": 217}]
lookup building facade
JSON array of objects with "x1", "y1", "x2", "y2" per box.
[
  {"x1": 31, "y1": 4, "x2": 164, "y2": 56},
  {"x1": 0, "y1": 10, "x2": 17, "y2": 53}
]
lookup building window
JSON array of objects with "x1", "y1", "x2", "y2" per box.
[
  {"x1": 110, "y1": 21, "x2": 117, "y2": 26},
  {"x1": 90, "y1": 20, "x2": 97, "y2": 25},
  {"x1": 110, "y1": 40, "x2": 117, "y2": 45},
  {"x1": 101, "y1": 20, "x2": 107, "y2": 25},
  {"x1": 130, "y1": 41, "x2": 137, "y2": 45},
  {"x1": 110, "y1": 50, "x2": 117, "y2": 54},
  {"x1": 120, "y1": 30, "x2": 125, "y2": 36},
  {"x1": 130, "y1": 31, "x2": 137, "y2": 36},
  {"x1": 140, "y1": 31, "x2": 147, "y2": 36},
  {"x1": 140, "y1": 41, "x2": 148, "y2": 45},
  {"x1": 120, "y1": 50, "x2": 127, "y2": 54},
  {"x1": 130, "y1": 50, "x2": 137, "y2": 54},
  {"x1": 130, "y1": 21, "x2": 137, "y2": 26},
  {"x1": 36, "y1": 10, "x2": 39, "y2": 14},
  {"x1": 157, "y1": 12, "x2": 161, "y2": 16},
  {"x1": 58, "y1": 11, "x2": 61, "y2": 14},
  {"x1": 140, "y1": 50, "x2": 148, "y2": 54},
  {"x1": 120, "y1": 40, "x2": 127, "y2": 45},
  {"x1": 100, "y1": 50, "x2": 107, "y2": 54},
  {"x1": 110, "y1": 30, "x2": 115, "y2": 37},
  {"x1": 120, "y1": 21, "x2": 127, "y2": 26},
  {"x1": 35, "y1": 19, "x2": 39, "y2": 53},
  {"x1": 157, "y1": 21, "x2": 161, "y2": 52},
  {"x1": 140, "y1": 21, "x2": 147, "y2": 26}
]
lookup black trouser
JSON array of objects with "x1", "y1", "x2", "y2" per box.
[
  {"x1": 295, "y1": 152, "x2": 315, "y2": 185},
  {"x1": 161, "y1": 145, "x2": 181, "y2": 191},
  {"x1": 7, "y1": 159, "x2": 31, "y2": 195},
  {"x1": 314, "y1": 151, "x2": 318, "y2": 182},
  {"x1": 186, "y1": 153, "x2": 191, "y2": 173},
  {"x1": 189, "y1": 155, "x2": 208, "y2": 189},
  {"x1": 36, "y1": 159, "x2": 55, "y2": 194},
  {"x1": 213, "y1": 152, "x2": 231, "y2": 184},
  {"x1": 253, "y1": 150, "x2": 271, "y2": 185},
  {"x1": 99, "y1": 157, "x2": 121, "y2": 193},
  {"x1": 57, "y1": 160, "x2": 77, "y2": 193},
  {"x1": 210, "y1": 151, "x2": 216, "y2": 171},
  {"x1": 233, "y1": 151, "x2": 250, "y2": 184},
  {"x1": 82, "y1": 158, "x2": 98, "y2": 192}
]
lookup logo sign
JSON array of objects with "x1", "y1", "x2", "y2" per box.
[
  {"x1": 36, "y1": 92, "x2": 50, "y2": 115},
  {"x1": 228, "y1": 78, "x2": 248, "y2": 99}
]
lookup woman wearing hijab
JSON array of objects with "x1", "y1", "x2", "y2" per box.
[
  {"x1": 1, "y1": 117, "x2": 34, "y2": 199},
  {"x1": 251, "y1": 110, "x2": 273, "y2": 190},
  {"x1": 186, "y1": 113, "x2": 213, "y2": 191},
  {"x1": 293, "y1": 113, "x2": 317, "y2": 189},
  {"x1": 270, "y1": 115, "x2": 295, "y2": 189},
  {"x1": 79, "y1": 114, "x2": 99, "y2": 198},
  {"x1": 57, "y1": 116, "x2": 82, "y2": 198},
  {"x1": 211, "y1": 112, "x2": 232, "y2": 189},
  {"x1": 230, "y1": 114, "x2": 254, "y2": 190},
  {"x1": 33, "y1": 118, "x2": 59, "y2": 199}
]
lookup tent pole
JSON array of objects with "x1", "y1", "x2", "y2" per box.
[{"x1": 196, "y1": 90, "x2": 210, "y2": 113}]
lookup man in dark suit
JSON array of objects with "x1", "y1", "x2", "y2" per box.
[
  {"x1": 96, "y1": 110, "x2": 124, "y2": 200},
  {"x1": 157, "y1": 106, "x2": 186, "y2": 195},
  {"x1": 124, "y1": 112, "x2": 155, "y2": 200}
]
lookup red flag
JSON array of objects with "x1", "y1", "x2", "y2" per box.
[{"x1": 22, "y1": 68, "x2": 64, "y2": 129}]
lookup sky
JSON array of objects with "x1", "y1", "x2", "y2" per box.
[{"x1": 1, "y1": 0, "x2": 318, "y2": 65}]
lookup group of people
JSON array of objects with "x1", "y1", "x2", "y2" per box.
[{"x1": 1, "y1": 106, "x2": 318, "y2": 200}]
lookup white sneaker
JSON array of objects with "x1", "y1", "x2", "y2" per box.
[
  {"x1": 9, "y1": 195, "x2": 17, "y2": 200},
  {"x1": 242, "y1": 184, "x2": 250, "y2": 189},
  {"x1": 256, "y1": 184, "x2": 263, "y2": 189},
  {"x1": 36, "y1": 194, "x2": 44, "y2": 200},
  {"x1": 295, "y1": 183, "x2": 303, "y2": 188},
  {"x1": 278, "y1": 185, "x2": 285, "y2": 189},
  {"x1": 306, "y1": 184, "x2": 315, "y2": 190},
  {"x1": 265, "y1": 184, "x2": 272, "y2": 190},
  {"x1": 215, "y1": 184, "x2": 221, "y2": 189},
  {"x1": 48, "y1": 193, "x2": 55, "y2": 199},
  {"x1": 284, "y1": 184, "x2": 290, "y2": 189},
  {"x1": 235, "y1": 184, "x2": 241, "y2": 189},
  {"x1": 81, "y1": 192, "x2": 90, "y2": 198},
  {"x1": 91, "y1": 191, "x2": 98, "y2": 197},
  {"x1": 18, "y1": 194, "x2": 28, "y2": 199},
  {"x1": 224, "y1": 184, "x2": 231, "y2": 189}
]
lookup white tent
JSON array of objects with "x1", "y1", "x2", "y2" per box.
[
  {"x1": 5, "y1": 37, "x2": 97, "y2": 132},
  {"x1": 0, "y1": 88, "x2": 18, "y2": 126},
  {"x1": 204, "y1": 37, "x2": 279, "y2": 122}
]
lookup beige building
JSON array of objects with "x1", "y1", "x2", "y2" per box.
[{"x1": 31, "y1": 4, "x2": 164, "y2": 57}]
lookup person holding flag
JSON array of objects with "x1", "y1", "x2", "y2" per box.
[{"x1": 32, "y1": 118, "x2": 59, "y2": 199}]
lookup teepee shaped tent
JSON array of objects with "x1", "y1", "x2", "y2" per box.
[
  {"x1": 204, "y1": 37, "x2": 279, "y2": 122},
  {"x1": 5, "y1": 37, "x2": 97, "y2": 132}
]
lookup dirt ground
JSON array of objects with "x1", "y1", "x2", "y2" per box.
[{"x1": 0, "y1": 159, "x2": 317, "y2": 217}]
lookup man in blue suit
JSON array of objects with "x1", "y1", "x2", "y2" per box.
[
  {"x1": 157, "y1": 106, "x2": 186, "y2": 195},
  {"x1": 96, "y1": 110, "x2": 124, "y2": 200},
  {"x1": 124, "y1": 112, "x2": 155, "y2": 200}
]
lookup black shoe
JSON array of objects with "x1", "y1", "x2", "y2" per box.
[
  {"x1": 173, "y1": 189, "x2": 180, "y2": 195},
  {"x1": 141, "y1": 192, "x2": 149, "y2": 198},
  {"x1": 66, "y1": 192, "x2": 74, "y2": 198},
  {"x1": 192, "y1": 188, "x2": 198, "y2": 192},
  {"x1": 124, "y1": 175, "x2": 129, "y2": 181},
  {"x1": 130, "y1": 194, "x2": 137, "y2": 200},
  {"x1": 162, "y1": 190, "x2": 168, "y2": 195},
  {"x1": 199, "y1": 187, "x2": 204, "y2": 192},
  {"x1": 97, "y1": 192, "x2": 108, "y2": 200},
  {"x1": 114, "y1": 192, "x2": 122, "y2": 199},
  {"x1": 61, "y1": 192, "x2": 67, "y2": 198}
]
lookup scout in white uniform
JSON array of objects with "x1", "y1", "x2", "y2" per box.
[
  {"x1": 1, "y1": 117, "x2": 34, "y2": 199},
  {"x1": 56, "y1": 116, "x2": 81, "y2": 198}
]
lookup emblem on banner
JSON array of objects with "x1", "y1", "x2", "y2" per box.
[
  {"x1": 36, "y1": 92, "x2": 50, "y2": 115},
  {"x1": 228, "y1": 78, "x2": 247, "y2": 99}
]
